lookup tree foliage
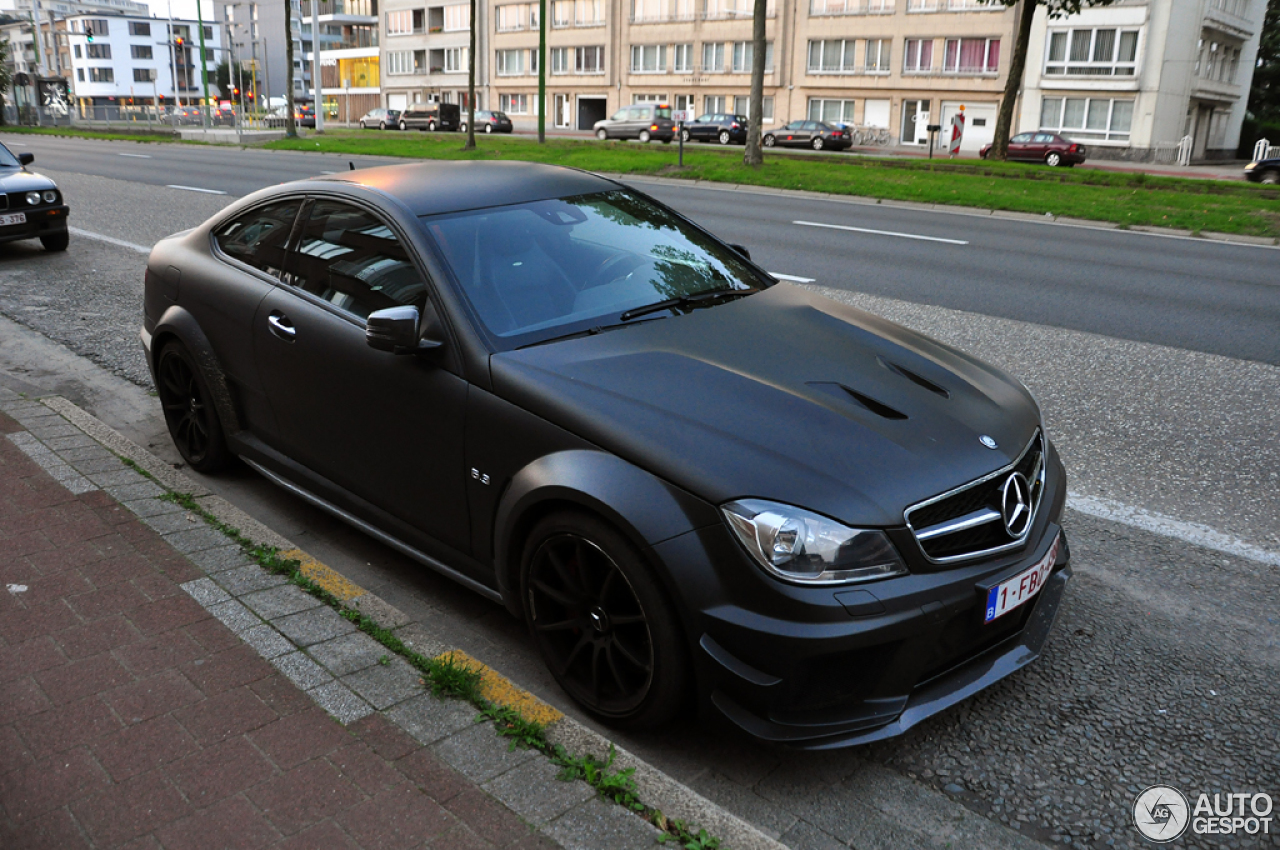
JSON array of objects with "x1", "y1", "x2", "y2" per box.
[
  {"x1": 987, "y1": 0, "x2": 1117, "y2": 160},
  {"x1": 1247, "y1": 0, "x2": 1280, "y2": 122},
  {"x1": 214, "y1": 60, "x2": 255, "y2": 100}
]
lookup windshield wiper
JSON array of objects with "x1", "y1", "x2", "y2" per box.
[
  {"x1": 618, "y1": 287, "x2": 757, "y2": 323},
  {"x1": 516, "y1": 317, "x2": 659, "y2": 349}
]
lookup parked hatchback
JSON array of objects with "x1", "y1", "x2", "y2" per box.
[
  {"x1": 399, "y1": 103, "x2": 460, "y2": 132},
  {"x1": 594, "y1": 103, "x2": 675, "y2": 143},
  {"x1": 763, "y1": 120, "x2": 852, "y2": 151},
  {"x1": 681, "y1": 113, "x2": 748, "y2": 145},
  {"x1": 359, "y1": 108, "x2": 402, "y2": 130},
  {"x1": 461, "y1": 110, "x2": 513, "y2": 134},
  {"x1": 980, "y1": 132, "x2": 1087, "y2": 167}
]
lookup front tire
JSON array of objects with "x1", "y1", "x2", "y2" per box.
[
  {"x1": 379, "y1": 121, "x2": 387, "y2": 130},
  {"x1": 596, "y1": 128, "x2": 609, "y2": 141},
  {"x1": 521, "y1": 512, "x2": 689, "y2": 728},
  {"x1": 638, "y1": 130, "x2": 651, "y2": 143},
  {"x1": 154, "y1": 341, "x2": 230, "y2": 473},
  {"x1": 1046, "y1": 152, "x2": 1063, "y2": 167},
  {"x1": 40, "y1": 231, "x2": 69, "y2": 252},
  {"x1": 359, "y1": 121, "x2": 366, "y2": 129},
  {"x1": 1259, "y1": 169, "x2": 1280, "y2": 185},
  {"x1": 459, "y1": 123, "x2": 468, "y2": 134}
]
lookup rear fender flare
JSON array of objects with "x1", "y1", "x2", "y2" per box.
[
  {"x1": 151, "y1": 305, "x2": 243, "y2": 435},
  {"x1": 493, "y1": 449, "x2": 718, "y2": 618}
]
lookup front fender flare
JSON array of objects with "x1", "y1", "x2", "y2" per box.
[
  {"x1": 492, "y1": 449, "x2": 718, "y2": 617},
  {"x1": 151, "y1": 305, "x2": 243, "y2": 435}
]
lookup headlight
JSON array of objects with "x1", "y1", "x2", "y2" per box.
[
  {"x1": 1244, "y1": 162, "x2": 1256, "y2": 170},
  {"x1": 42, "y1": 190, "x2": 57, "y2": 203},
  {"x1": 25, "y1": 191, "x2": 40, "y2": 205},
  {"x1": 722, "y1": 499, "x2": 907, "y2": 585}
]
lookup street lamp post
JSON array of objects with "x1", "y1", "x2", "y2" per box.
[
  {"x1": 195, "y1": 0, "x2": 212, "y2": 126},
  {"x1": 310, "y1": 0, "x2": 324, "y2": 131}
]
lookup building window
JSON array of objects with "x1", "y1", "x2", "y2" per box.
[
  {"x1": 701, "y1": 41, "x2": 725, "y2": 72},
  {"x1": 1046, "y1": 28, "x2": 1137, "y2": 76},
  {"x1": 129, "y1": 21, "x2": 151, "y2": 36},
  {"x1": 632, "y1": 0, "x2": 665, "y2": 22},
  {"x1": 673, "y1": 43, "x2": 693, "y2": 72},
  {"x1": 74, "y1": 45, "x2": 82, "y2": 58},
  {"x1": 631, "y1": 44, "x2": 667, "y2": 72},
  {"x1": 576, "y1": 0, "x2": 605, "y2": 25},
  {"x1": 131, "y1": 44, "x2": 153, "y2": 59},
  {"x1": 86, "y1": 43, "x2": 111, "y2": 59},
  {"x1": 552, "y1": 0, "x2": 572, "y2": 26},
  {"x1": 551, "y1": 46, "x2": 570, "y2": 73},
  {"x1": 496, "y1": 3, "x2": 538, "y2": 31},
  {"x1": 810, "y1": 0, "x2": 893, "y2": 14},
  {"x1": 386, "y1": 10, "x2": 413, "y2": 34},
  {"x1": 864, "y1": 38, "x2": 890, "y2": 72},
  {"x1": 500, "y1": 93, "x2": 529, "y2": 113},
  {"x1": 496, "y1": 48, "x2": 525, "y2": 75},
  {"x1": 442, "y1": 4, "x2": 470, "y2": 30},
  {"x1": 88, "y1": 67, "x2": 114, "y2": 82},
  {"x1": 77, "y1": 68, "x2": 85, "y2": 81},
  {"x1": 633, "y1": 92, "x2": 666, "y2": 103},
  {"x1": 731, "y1": 41, "x2": 773, "y2": 73},
  {"x1": 807, "y1": 39, "x2": 856, "y2": 74},
  {"x1": 77, "y1": 18, "x2": 109, "y2": 35},
  {"x1": 904, "y1": 38, "x2": 932, "y2": 72},
  {"x1": 133, "y1": 68, "x2": 155, "y2": 82},
  {"x1": 733, "y1": 94, "x2": 773, "y2": 120},
  {"x1": 942, "y1": 37, "x2": 998, "y2": 74},
  {"x1": 809, "y1": 98, "x2": 856, "y2": 124},
  {"x1": 386, "y1": 50, "x2": 415, "y2": 75},
  {"x1": 906, "y1": 0, "x2": 939, "y2": 8},
  {"x1": 704, "y1": 0, "x2": 772, "y2": 19},
  {"x1": 575, "y1": 45, "x2": 604, "y2": 73},
  {"x1": 705, "y1": 94, "x2": 726, "y2": 113},
  {"x1": 1040, "y1": 96, "x2": 1133, "y2": 142},
  {"x1": 444, "y1": 47, "x2": 466, "y2": 72}
]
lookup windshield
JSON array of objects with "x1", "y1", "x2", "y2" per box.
[
  {"x1": 421, "y1": 190, "x2": 769, "y2": 349},
  {"x1": 0, "y1": 144, "x2": 20, "y2": 168}
]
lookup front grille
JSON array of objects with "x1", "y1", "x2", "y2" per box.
[
  {"x1": 0, "y1": 194, "x2": 8, "y2": 211},
  {"x1": 905, "y1": 431, "x2": 1045, "y2": 564}
]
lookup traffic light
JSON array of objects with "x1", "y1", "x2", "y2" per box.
[
  {"x1": 175, "y1": 36, "x2": 184, "y2": 47},
  {"x1": 85, "y1": 25, "x2": 94, "y2": 42}
]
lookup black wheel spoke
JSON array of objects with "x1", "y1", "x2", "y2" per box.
[
  {"x1": 532, "y1": 578, "x2": 582, "y2": 609},
  {"x1": 609, "y1": 613, "x2": 646, "y2": 627},
  {"x1": 611, "y1": 635, "x2": 652, "y2": 673},
  {"x1": 546, "y1": 548, "x2": 584, "y2": 597},
  {"x1": 558, "y1": 631, "x2": 591, "y2": 677},
  {"x1": 604, "y1": 643, "x2": 628, "y2": 694},
  {"x1": 534, "y1": 616, "x2": 582, "y2": 633}
]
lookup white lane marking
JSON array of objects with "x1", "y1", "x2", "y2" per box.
[
  {"x1": 119, "y1": 153, "x2": 152, "y2": 158},
  {"x1": 320, "y1": 170, "x2": 338, "y2": 174},
  {"x1": 166, "y1": 184, "x2": 227, "y2": 195},
  {"x1": 794, "y1": 219, "x2": 970, "y2": 246},
  {"x1": 69, "y1": 227, "x2": 151, "y2": 255},
  {"x1": 1067, "y1": 493, "x2": 1280, "y2": 567},
  {"x1": 7, "y1": 141, "x2": 26, "y2": 146},
  {"x1": 770, "y1": 272, "x2": 816, "y2": 283}
]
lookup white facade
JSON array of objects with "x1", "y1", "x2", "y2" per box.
[
  {"x1": 62, "y1": 13, "x2": 222, "y2": 105},
  {"x1": 1019, "y1": 0, "x2": 1263, "y2": 160}
]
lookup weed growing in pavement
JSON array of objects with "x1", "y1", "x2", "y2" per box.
[{"x1": 153, "y1": 489, "x2": 727, "y2": 849}]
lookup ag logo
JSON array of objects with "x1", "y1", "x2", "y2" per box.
[{"x1": 1134, "y1": 785, "x2": 1190, "y2": 842}]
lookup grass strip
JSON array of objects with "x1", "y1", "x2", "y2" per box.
[
  {"x1": 263, "y1": 130, "x2": 1280, "y2": 238},
  {"x1": 0, "y1": 125, "x2": 187, "y2": 144},
  {"x1": 157, "y1": 489, "x2": 724, "y2": 849}
]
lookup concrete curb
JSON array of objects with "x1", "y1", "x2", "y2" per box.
[{"x1": 19, "y1": 393, "x2": 786, "y2": 850}]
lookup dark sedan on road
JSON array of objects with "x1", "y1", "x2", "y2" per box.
[
  {"x1": 0, "y1": 144, "x2": 69, "y2": 252},
  {"x1": 359, "y1": 108, "x2": 402, "y2": 130},
  {"x1": 681, "y1": 113, "x2": 748, "y2": 145},
  {"x1": 980, "y1": 132, "x2": 1087, "y2": 167},
  {"x1": 763, "y1": 121, "x2": 852, "y2": 151},
  {"x1": 460, "y1": 110, "x2": 513, "y2": 134},
  {"x1": 1243, "y1": 156, "x2": 1280, "y2": 184},
  {"x1": 141, "y1": 161, "x2": 1069, "y2": 747},
  {"x1": 594, "y1": 103, "x2": 676, "y2": 143}
]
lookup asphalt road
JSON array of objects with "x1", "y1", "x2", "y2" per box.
[{"x1": 1, "y1": 135, "x2": 1277, "y2": 849}]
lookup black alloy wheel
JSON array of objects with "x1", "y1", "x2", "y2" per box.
[
  {"x1": 522, "y1": 513, "x2": 688, "y2": 727},
  {"x1": 155, "y1": 342, "x2": 230, "y2": 473}
]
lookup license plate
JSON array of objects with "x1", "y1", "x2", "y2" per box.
[
  {"x1": 984, "y1": 534, "x2": 1060, "y2": 624},
  {"x1": 0, "y1": 212, "x2": 27, "y2": 227}
]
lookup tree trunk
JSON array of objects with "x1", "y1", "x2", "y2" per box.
[
  {"x1": 742, "y1": 0, "x2": 766, "y2": 167},
  {"x1": 992, "y1": 0, "x2": 1036, "y2": 160},
  {"x1": 284, "y1": 0, "x2": 297, "y2": 137},
  {"x1": 464, "y1": 0, "x2": 476, "y2": 150}
]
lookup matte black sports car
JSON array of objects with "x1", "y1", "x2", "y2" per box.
[
  {"x1": 0, "y1": 144, "x2": 69, "y2": 252},
  {"x1": 141, "y1": 161, "x2": 1069, "y2": 747}
]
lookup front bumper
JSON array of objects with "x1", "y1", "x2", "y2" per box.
[
  {"x1": 654, "y1": 444, "x2": 1071, "y2": 749},
  {"x1": 0, "y1": 205, "x2": 69, "y2": 245}
]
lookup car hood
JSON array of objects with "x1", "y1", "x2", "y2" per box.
[
  {"x1": 0, "y1": 168, "x2": 56, "y2": 191},
  {"x1": 491, "y1": 284, "x2": 1041, "y2": 528}
]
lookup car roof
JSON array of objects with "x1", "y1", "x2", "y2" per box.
[{"x1": 316, "y1": 161, "x2": 620, "y2": 216}]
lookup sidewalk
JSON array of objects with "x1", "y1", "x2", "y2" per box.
[{"x1": 0, "y1": 390, "x2": 690, "y2": 850}]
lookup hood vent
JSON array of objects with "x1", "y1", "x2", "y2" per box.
[
  {"x1": 809, "y1": 382, "x2": 907, "y2": 420},
  {"x1": 879, "y1": 357, "x2": 950, "y2": 399}
]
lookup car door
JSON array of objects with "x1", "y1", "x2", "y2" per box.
[
  {"x1": 1030, "y1": 133, "x2": 1056, "y2": 161},
  {"x1": 251, "y1": 196, "x2": 471, "y2": 554},
  {"x1": 1006, "y1": 133, "x2": 1033, "y2": 161},
  {"x1": 689, "y1": 113, "x2": 712, "y2": 140}
]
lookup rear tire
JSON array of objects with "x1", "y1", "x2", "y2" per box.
[
  {"x1": 638, "y1": 130, "x2": 651, "y2": 143},
  {"x1": 154, "y1": 341, "x2": 230, "y2": 473},
  {"x1": 459, "y1": 123, "x2": 468, "y2": 134},
  {"x1": 718, "y1": 130, "x2": 731, "y2": 145},
  {"x1": 812, "y1": 137, "x2": 825, "y2": 151},
  {"x1": 764, "y1": 135, "x2": 776, "y2": 148},
  {"x1": 1046, "y1": 152, "x2": 1063, "y2": 167},
  {"x1": 596, "y1": 128, "x2": 608, "y2": 141},
  {"x1": 379, "y1": 121, "x2": 387, "y2": 130},
  {"x1": 398, "y1": 119, "x2": 407, "y2": 131},
  {"x1": 485, "y1": 124, "x2": 494, "y2": 134},
  {"x1": 428, "y1": 121, "x2": 436, "y2": 132},
  {"x1": 40, "y1": 231, "x2": 68, "y2": 252},
  {"x1": 1259, "y1": 169, "x2": 1280, "y2": 185},
  {"x1": 521, "y1": 511, "x2": 690, "y2": 728}
]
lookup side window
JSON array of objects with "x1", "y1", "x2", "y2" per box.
[
  {"x1": 212, "y1": 199, "x2": 301, "y2": 277},
  {"x1": 1010, "y1": 133, "x2": 1033, "y2": 144},
  {"x1": 287, "y1": 200, "x2": 427, "y2": 320},
  {"x1": 1033, "y1": 133, "x2": 1055, "y2": 143}
]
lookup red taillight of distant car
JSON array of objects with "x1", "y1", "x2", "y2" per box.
[
  {"x1": 731, "y1": 123, "x2": 739, "y2": 129},
  {"x1": 651, "y1": 124, "x2": 659, "y2": 131},
  {"x1": 1069, "y1": 144, "x2": 1081, "y2": 152}
]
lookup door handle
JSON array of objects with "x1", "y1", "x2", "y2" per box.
[{"x1": 267, "y1": 311, "x2": 296, "y2": 340}]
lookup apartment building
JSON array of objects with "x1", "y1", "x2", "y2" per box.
[
  {"x1": 1021, "y1": 0, "x2": 1263, "y2": 160},
  {"x1": 381, "y1": 0, "x2": 478, "y2": 114}
]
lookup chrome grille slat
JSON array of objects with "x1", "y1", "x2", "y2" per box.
[{"x1": 905, "y1": 431, "x2": 1045, "y2": 564}]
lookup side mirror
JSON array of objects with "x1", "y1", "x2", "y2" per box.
[
  {"x1": 18, "y1": 153, "x2": 34, "y2": 166},
  {"x1": 366, "y1": 305, "x2": 443, "y2": 355},
  {"x1": 728, "y1": 243, "x2": 750, "y2": 260}
]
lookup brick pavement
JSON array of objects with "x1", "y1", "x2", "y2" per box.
[{"x1": 0, "y1": 407, "x2": 579, "y2": 850}]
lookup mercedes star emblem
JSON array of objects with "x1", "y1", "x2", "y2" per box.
[
  {"x1": 979, "y1": 435, "x2": 998, "y2": 449},
  {"x1": 1001, "y1": 472, "x2": 1032, "y2": 537}
]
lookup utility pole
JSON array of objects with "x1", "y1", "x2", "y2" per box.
[
  {"x1": 536, "y1": 0, "x2": 545, "y2": 142},
  {"x1": 167, "y1": 1, "x2": 182, "y2": 108},
  {"x1": 195, "y1": 0, "x2": 211, "y2": 125},
  {"x1": 310, "y1": 0, "x2": 323, "y2": 130}
]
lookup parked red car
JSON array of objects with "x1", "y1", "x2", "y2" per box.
[{"x1": 980, "y1": 132, "x2": 1087, "y2": 167}]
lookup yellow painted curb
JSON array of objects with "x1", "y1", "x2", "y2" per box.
[
  {"x1": 436, "y1": 649, "x2": 565, "y2": 727},
  {"x1": 281, "y1": 548, "x2": 366, "y2": 602}
]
